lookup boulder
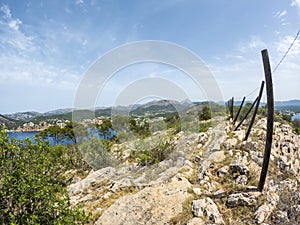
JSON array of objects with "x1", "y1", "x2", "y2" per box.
[
  {"x1": 192, "y1": 198, "x2": 224, "y2": 224},
  {"x1": 227, "y1": 192, "x2": 257, "y2": 207},
  {"x1": 68, "y1": 167, "x2": 116, "y2": 195}
]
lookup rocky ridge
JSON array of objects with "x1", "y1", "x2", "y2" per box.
[{"x1": 67, "y1": 117, "x2": 300, "y2": 224}]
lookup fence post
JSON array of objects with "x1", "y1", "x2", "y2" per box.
[
  {"x1": 233, "y1": 96, "x2": 246, "y2": 125},
  {"x1": 258, "y1": 49, "x2": 274, "y2": 192},
  {"x1": 234, "y1": 97, "x2": 258, "y2": 131},
  {"x1": 230, "y1": 97, "x2": 234, "y2": 119},
  {"x1": 244, "y1": 81, "x2": 265, "y2": 141}
]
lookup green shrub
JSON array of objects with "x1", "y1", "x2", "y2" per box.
[
  {"x1": 79, "y1": 137, "x2": 117, "y2": 170},
  {"x1": 199, "y1": 105, "x2": 212, "y2": 121},
  {"x1": 130, "y1": 136, "x2": 173, "y2": 166},
  {"x1": 0, "y1": 128, "x2": 89, "y2": 224},
  {"x1": 199, "y1": 121, "x2": 211, "y2": 132}
]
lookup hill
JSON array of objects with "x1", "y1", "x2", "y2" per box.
[
  {"x1": 67, "y1": 117, "x2": 300, "y2": 224},
  {"x1": 274, "y1": 100, "x2": 300, "y2": 112}
]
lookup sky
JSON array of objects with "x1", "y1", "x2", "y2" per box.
[{"x1": 0, "y1": 0, "x2": 300, "y2": 113}]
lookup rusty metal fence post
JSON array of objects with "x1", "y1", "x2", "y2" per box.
[
  {"x1": 244, "y1": 81, "x2": 265, "y2": 141},
  {"x1": 258, "y1": 49, "x2": 274, "y2": 192}
]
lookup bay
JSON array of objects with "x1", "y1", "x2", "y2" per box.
[
  {"x1": 292, "y1": 113, "x2": 300, "y2": 121},
  {"x1": 8, "y1": 131, "x2": 73, "y2": 146},
  {"x1": 7, "y1": 129, "x2": 117, "y2": 146}
]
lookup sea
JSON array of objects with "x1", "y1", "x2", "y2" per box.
[
  {"x1": 7, "y1": 131, "x2": 73, "y2": 146},
  {"x1": 7, "y1": 129, "x2": 116, "y2": 146},
  {"x1": 292, "y1": 113, "x2": 300, "y2": 121}
]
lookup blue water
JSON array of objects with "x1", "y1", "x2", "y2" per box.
[
  {"x1": 7, "y1": 129, "x2": 117, "y2": 146},
  {"x1": 8, "y1": 131, "x2": 73, "y2": 146},
  {"x1": 292, "y1": 113, "x2": 300, "y2": 121}
]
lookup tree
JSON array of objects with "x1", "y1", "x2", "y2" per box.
[
  {"x1": 164, "y1": 113, "x2": 181, "y2": 134},
  {"x1": 292, "y1": 119, "x2": 300, "y2": 134},
  {"x1": 112, "y1": 116, "x2": 129, "y2": 133},
  {"x1": 129, "y1": 119, "x2": 151, "y2": 138},
  {"x1": 97, "y1": 119, "x2": 114, "y2": 140},
  {"x1": 62, "y1": 121, "x2": 88, "y2": 144},
  {"x1": 35, "y1": 124, "x2": 63, "y2": 145},
  {"x1": 0, "y1": 128, "x2": 89, "y2": 224},
  {"x1": 199, "y1": 105, "x2": 212, "y2": 121}
]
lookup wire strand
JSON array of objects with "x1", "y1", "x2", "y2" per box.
[
  {"x1": 272, "y1": 29, "x2": 300, "y2": 73},
  {"x1": 245, "y1": 86, "x2": 260, "y2": 98}
]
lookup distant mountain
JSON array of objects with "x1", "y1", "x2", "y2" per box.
[
  {"x1": 229, "y1": 99, "x2": 300, "y2": 112},
  {"x1": 274, "y1": 100, "x2": 300, "y2": 107},
  {"x1": 0, "y1": 114, "x2": 22, "y2": 129},
  {"x1": 4, "y1": 111, "x2": 42, "y2": 121},
  {"x1": 130, "y1": 100, "x2": 189, "y2": 116},
  {"x1": 4, "y1": 108, "x2": 73, "y2": 122},
  {"x1": 274, "y1": 100, "x2": 300, "y2": 113},
  {"x1": 43, "y1": 108, "x2": 73, "y2": 116}
]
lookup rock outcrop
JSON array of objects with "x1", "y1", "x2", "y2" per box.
[
  {"x1": 95, "y1": 176, "x2": 192, "y2": 225},
  {"x1": 67, "y1": 117, "x2": 300, "y2": 224}
]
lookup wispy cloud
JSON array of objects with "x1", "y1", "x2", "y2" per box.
[
  {"x1": 75, "y1": 0, "x2": 84, "y2": 6},
  {"x1": 1, "y1": 5, "x2": 11, "y2": 19},
  {"x1": 238, "y1": 36, "x2": 266, "y2": 53},
  {"x1": 0, "y1": 4, "x2": 22, "y2": 31},
  {"x1": 274, "y1": 10, "x2": 288, "y2": 26},
  {"x1": 274, "y1": 10, "x2": 287, "y2": 19},
  {"x1": 276, "y1": 35, "x2": 300, "y2": 56},
  {"x1": 291, "y1": 0, "x2": 300, "y2": 8},
  {"x1": 0, "y1": 4, "x2": 82, "y2": 90}
]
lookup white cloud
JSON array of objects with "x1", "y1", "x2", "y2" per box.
[
  {"x1": 0, "y1": 21, "x2": 36, "y2": 51},
  {"x1": 274, "y1": 10, "x2": 289, "y2": 26},
  {"x1": 75, "y1": 0, "x2": 84, "y2": 5},
  {"x1": 0, "y1": 4, "x2": 23, "y2": 31},
  {"x1": 0, "y1": 4, "x2": 82, "y2": 91},
  {"x1": 276, "y1": 35, "x2": 300, "y2": 56},
  {"x1": 274, "y1": 10, "x2": 287, "y2": 19},
  {"x1": 0, "y1": 52, "x2": 80, "y2": 89},
  {"x1": 0, "y1": 5, "x2": 11, "y2": 19},
  {"x1": 238, "y1": 36, "x2": 266, "y2": 53},
  {"x1": 291, "y1": 0, "x2": 300, "y2": 8},
  {"x1": 8, "y1": 18, "x2": 22, "y2": 31}
]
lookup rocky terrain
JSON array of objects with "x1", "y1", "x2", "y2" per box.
[{"x1": 66, "y1": 117, "x2": 299, "y2": 224}]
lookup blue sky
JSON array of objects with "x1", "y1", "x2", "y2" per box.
[{"x1": 0, "y1": 0, "x2": 300, "y2": 113}]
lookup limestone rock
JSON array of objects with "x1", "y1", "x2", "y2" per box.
[
  {"x1": 187, "y1": 217, "x2": 206, "y2": 225},
  {"x1": 193, "y1": 187, "x2": 202, "y2": 196},
  {"x1": 213, "y1": 189, "x2": 226, "y2": 199},
  {"x1": 222, "y1": 138, "x2": 237, "y2": 150},
  {"x1": 109, "y1": 178, "x2": 132, "y2": 193},
  {"x1": 78, "y1": 194, "x2": 94, "y2": 203},
  {"x1": 197, "y1": 132, "x2": 209, "y2": 145},
  {"x1": 235, "y1": 175, "x2": 248, "y2": 185},
  {"x1": 227, "y1": 192, "x2": 257, "y2": 207},
  {"x1": 192, "y1": 198, "x2": 224, "y2": 224},
  {"x1": 217, "y1": 166, "x2": 229, "y2": 178},
  {"x1": 229, "y1": 164, "x2": 249, "y2": 178},
  {"x1": 68, "y1": 167, "x2": 116, "y2": 195},
  {"x1": 95, "y1": 176, "x2": 192, "y2": 225}
]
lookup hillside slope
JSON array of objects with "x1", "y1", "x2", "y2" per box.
[{"x1": 67, "y1": 117, "x2": 299, "y2": 224}]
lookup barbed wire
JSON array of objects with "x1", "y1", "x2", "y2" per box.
[
  {"x1": 245, "y1": 86, "x2": 260, "y2": 98},
  {"x1": 272, "y1": 29, "x2": 300, "y2": 73}
]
